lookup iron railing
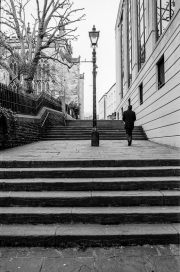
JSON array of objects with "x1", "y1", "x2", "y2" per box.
[{"x1": 0, "y1": 83, "x2": 62, "y2": 115}]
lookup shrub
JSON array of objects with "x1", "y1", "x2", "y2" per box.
[{"x1": 0, "y1": 106, "x2": 19, "y2": 145}]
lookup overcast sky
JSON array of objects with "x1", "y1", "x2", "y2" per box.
[{"x1": 72, "y1": 0, "x2": 120, "y2": 116}]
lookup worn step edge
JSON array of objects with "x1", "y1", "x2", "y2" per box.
[
  {"x1": 0, "y1": 190, "x2": 179, "y2": 207},
  {"x1": 0, "y1": 160, "x2": 179, "y2": 168},
  {"x1": 0, "y1": 167, "x2": 179, "y2": 178},
  {"x1": 0, "y1": 206, "x2": 179, "y2": 224},
  {"x1": 1, "y1": 177, "x2": 179, "y2": 191},
  {"x1": 0, "y1": 223, "x2": 179, "y2": 246}
]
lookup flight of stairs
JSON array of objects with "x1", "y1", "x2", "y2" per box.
[
  {"x1": 42, "y1": 120, "x2": 147, "y2": 141},
  {"x1": 0, "y1": 159, "x2": 179, "y2": 247}
]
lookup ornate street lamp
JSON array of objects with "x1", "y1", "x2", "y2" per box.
[{"x1": 89, "y1": 25, "x2": 100, "y2": 146}]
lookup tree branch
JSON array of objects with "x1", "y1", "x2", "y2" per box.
[{"x1": 40, "y1": 55, "x2": 76, "y2": 69}]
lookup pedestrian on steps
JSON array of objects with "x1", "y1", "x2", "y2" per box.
[{"x1": 123, "y1": 105, "x2": 136, "y2": 146}]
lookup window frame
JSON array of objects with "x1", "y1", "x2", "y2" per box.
[
  {"x1": 120, "y1": 2, "x2": 125, "y2": 99},
  {"x1": 137, "y1": 0, "x2": 146, "y2": 71},
  {"x1": 127, "y1": 0, "x2": 132, "y2": 87}
]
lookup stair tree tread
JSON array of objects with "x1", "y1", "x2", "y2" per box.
[
  {"x1": 0, "y1": 166, "x2": 179, "y2": 171},
  {"x1": 1, "y1": 190, "x2": 180, "y2": 197},
  {"x1": 1, "y1": 176, "x2": 179, "y2": 182},
  {"x1": 0, "y1": 223, "x2": 179, "y2": 236},
  {"x1": 0, "y1": 206, "x2": 179, "y2": 214}
]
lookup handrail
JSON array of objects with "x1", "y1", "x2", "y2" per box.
[{"x1": 41, "y1": 112, "x2": 50, "y2": 128}]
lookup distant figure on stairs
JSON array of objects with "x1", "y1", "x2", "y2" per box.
[{"x1": 123, "y1": 105, "x2": 136, "y2": 146}]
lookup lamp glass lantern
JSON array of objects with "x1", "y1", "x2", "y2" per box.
[{"x1": 89, "y1": 25, "x2": 100, "y2": 48}]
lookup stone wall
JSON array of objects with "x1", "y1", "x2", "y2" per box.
[
  {"x1": 43, "y1": 112, "x2": 65, "y2": 127},
  {"x1": 0, "y1": 107, "x2": 66, "y2": 149}
]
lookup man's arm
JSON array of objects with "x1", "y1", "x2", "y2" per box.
[{"x1": 134, "y1": 112, "x2": 136, "y2": 121}]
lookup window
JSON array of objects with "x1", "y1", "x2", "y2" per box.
[
  {"x1": 137, "y1": 0, "x2": 146, "y2": 71},
  {"x1": 37, "y1": 82, "x2": 41, "y2": 94},
  {"x1": 156, "y1": 0, "x2": 175, "y2": 40},
  {"x1": 157, "y1": 56, "x2": 165, "y2": 89},
  {"x1": 127, "y1": 0, "x2": 132, "y2": 87},
  {"x1": 139, "y1": 83, "x2": 143, "y2": 105},
  {"x1": 120, "y1": 2, "x2": 125, "y2": 98},
  {"x1": 9, "y1": 59, "x2": 20, "y2": 81}
]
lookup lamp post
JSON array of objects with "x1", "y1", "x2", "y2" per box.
[{"x1": 89, "y1": 25, "x2": 100, "y2": 146}]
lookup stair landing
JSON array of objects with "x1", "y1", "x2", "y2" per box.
[{"x1": 0, "y1": 140, "x2": 179, "y2": 162}]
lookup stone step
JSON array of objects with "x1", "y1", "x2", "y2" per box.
[
  {"x1": 0, "y1": 190, "x2": 179, "y2": 207},
  {"x1": 42, "y1": 137, "x2": 147, "y2": 140},
  {"x1": 0, "y1": 159, "x2": 179, "y2": 168},
  {"x1": 43, "y1": 136, "x2": 147, "y2": 138},
  {"x1": 66, "y1": 120, "x2": 124, "y2": 127},
  {"x1": 44, "y1": 130, "x2": 144, "y2": 134},
  {"x1": 0, "y1": 177, "x2": 179, "y2": 191},
  {"x1": 0, "y1": 223, "x2": 179, "y2": 246},
  {"x1": 42, "y1": 137, "x2": 147, "y2": 141},
  {"x1": 0, "y1": 166, "x2": 179, "y2": 178},
  {"x1": 0, "y1": 206, "x2": 179, "y2": 224},
  {"x1": 45, "y1": 128, "x2": 144, "y2": 131},
  {"x1": 44, "y1": 133, "x2": 145, "y2": 137},
  {"x1": 43, "y1": 130, "x2": 145, "y2": 133}
]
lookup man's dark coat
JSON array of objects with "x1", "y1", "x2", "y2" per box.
[{"x1": 123, "y1": 109, "x2": 136, "y2": 129}]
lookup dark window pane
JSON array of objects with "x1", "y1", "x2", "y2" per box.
[
  {"x1": 139, "y1": 83, "x2": 143, "y2": 104},
  {"x1": 158, "y1": 56, "x2": 165, "y2": 89}
]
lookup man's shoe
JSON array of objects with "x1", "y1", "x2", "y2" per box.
[{"x1": 128, "y1": 141, "x2": 131, "y2": 146}]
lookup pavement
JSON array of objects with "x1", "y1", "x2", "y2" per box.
[
  {"x1": 0, "y1": 140, "x2": 179, "y2": 161},
  {"x1": 0, "y1": 139, "x2": 180, "y2": 271},
  {"x1": 0, "y1": 245, "x2": 180, "y2": 272}
]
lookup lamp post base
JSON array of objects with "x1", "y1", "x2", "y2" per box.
[{"x1": 91, "y1": 128, "x2": 99, "y2": 146}]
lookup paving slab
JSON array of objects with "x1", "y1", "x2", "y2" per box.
[
  {"x1": 0, "y1": 245, "x2": 180, "y2": 272},
  {"x1": 0, "y1": 257, "x2": 43, "y2": 272},
  {"x1": 0, "y1": 140, "x2": 179, "y2": 161}
]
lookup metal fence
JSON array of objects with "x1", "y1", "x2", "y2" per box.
[{"x1": 0, "y1": 83, "x2": 62, "y2": 115}]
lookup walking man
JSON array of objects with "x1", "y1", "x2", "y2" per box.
[{"x1": 123, "y1": 105, "x2": 136, "y2": 146}]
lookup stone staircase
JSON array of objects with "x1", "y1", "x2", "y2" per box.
[
  {"x1": 0, "y1": 159, "x2": 179, "y2": 247},
  {"x1": 42, "y1": 120, "x2": 148, "y2": 141}
]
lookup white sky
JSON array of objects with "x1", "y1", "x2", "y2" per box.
[{"x1": 72, "y1": 0, "x2": 120, "y2": 116}]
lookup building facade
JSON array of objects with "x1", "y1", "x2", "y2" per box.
[
  {"x1": 115, "y1": 0, "x2": 180, "y2": 147},
  {"x1": 98, "y1": 94, "x2": 107, "y2": 120},
  {"x1": 79, "y1": 73, "x2": 85, "y2": 119},
  {"x1": 106, "y1": 83, "x2": 116, "y2": 119},
  {"x1": 98, "y1": 83, "x2": 116, "y2": 120}
]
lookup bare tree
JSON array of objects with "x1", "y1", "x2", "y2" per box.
[{"x1": 0, "y1": 0, "x2": 85, "y2": 93}]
